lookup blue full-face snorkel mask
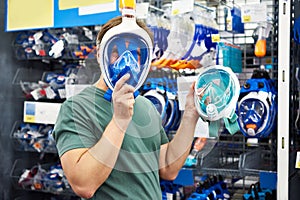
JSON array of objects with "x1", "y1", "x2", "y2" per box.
[
  {"x1": 98, "y1": 0, "x2": 153, "y2": 93},
  {"x1": 194, "y1": 65, "x2": 240, "y2": 137},
  {"x1": 237, "y1": 76, "x2": 277, "y2": 138}
]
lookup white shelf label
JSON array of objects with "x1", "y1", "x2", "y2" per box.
[
  {"x1": 24, "y1": 101, "x2": 62, "y2": 124},
  {"x1": 171, "y1": 0, "x2": 194, "y2": 15},
  {"x1": 136, "y1": 2, "x2": 149, "y2": 19},
  {"x1": 295, "y1": 152, "x2": 300, "y2": 169},
  {"x1": 241, "y1": 3, "x2": 267, "y2": 23}
]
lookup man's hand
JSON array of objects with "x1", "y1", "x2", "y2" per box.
[
  {"x1": 184, "y1": 81, "x2": 200, "y2": 119},
  {"x1": 112, "y1": 74, "x2": 135, "y2": 132}
]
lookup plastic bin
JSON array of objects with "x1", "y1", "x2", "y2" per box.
[
  {"x1": 10, "y1": 121, "x2": 57, "y2": 154},
  {"x1": 10, "y1": 159, "x2": 76, "y2": 196}
]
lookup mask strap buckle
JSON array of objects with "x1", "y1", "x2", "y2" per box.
[
  {"x1": 223, "y1": 113, "x2": 240, "y2": 135},
  {"x1": 104, "y1": 88, "x2": 113, "y2": 102}
]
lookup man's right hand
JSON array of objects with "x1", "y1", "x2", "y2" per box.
[{"x1": 112, "y1": 74, "x2": 135, "y2": 132}]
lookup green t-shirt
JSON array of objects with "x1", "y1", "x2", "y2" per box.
[{"x1": 53, "y1": 86, "x2": 169, "y2": 200}]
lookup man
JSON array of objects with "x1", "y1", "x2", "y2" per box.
[{"x1": 53, "y1": 16, "x2": 200, "y2": 200}]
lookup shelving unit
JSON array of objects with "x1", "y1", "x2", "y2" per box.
[
  {"x1": 6, "y1": 0, "x2": 284, "y2": 199},
  {"x1": 9, "y1": 30, "x2": 90, "y2": 199}
]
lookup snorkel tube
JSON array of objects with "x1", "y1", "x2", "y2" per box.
[{"x1": 99, "y1": 0, "x2": 153, "y2": 92}]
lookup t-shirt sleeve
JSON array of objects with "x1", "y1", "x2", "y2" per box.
[
  {"x1": 160, "y1": 127, "x2": 169, "y2": 145},
  {"x1": 52, "y1": 100, "x2": 98, "y2": 157}
]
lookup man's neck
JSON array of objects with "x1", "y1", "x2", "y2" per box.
[{"x1": 94, "y1": 77, "x2": 109, "y2": 91}]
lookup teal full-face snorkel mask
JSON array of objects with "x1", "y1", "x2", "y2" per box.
[
  {"x1": 194, "y1": 65, "x2": 240, "y2": 137},
  {"x1": 98, "y1": 0, "x2": 153, "y2": 95}
]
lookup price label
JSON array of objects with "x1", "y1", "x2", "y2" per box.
[
  {"x1": 24, "y1": 102, "x2": 36, "y2": 123},
  {"x1": 23, "y1": 101, "x2": 61, "y2": 124},
  {"x1": 171, "y1": 0, "x2": 193, "y2": 15},
  {"x1": 295, "y1": 152, "x2": 300, "y2": 168},
  {"x1": 172, "y1": 9, "x2": 180, "y2": 15},
  {"x1": 24, "y1": 115, "x2": 35, "y2": 123},
  {"x1": 211, "y1": 34, "x2": 220, "y2": 43},
  {"x1": 243, "y1": 15, "x2": 251, "y2": 23},
  {"x1": 136, "y1": 2, "x2": 149, "y2": 19},
  {"x1": 241, "y1": 3, "x2": 267, "y2": 23}
]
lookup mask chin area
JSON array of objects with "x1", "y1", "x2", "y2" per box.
[{"x1": 206, "y1": 104, "x2": 219, "y2": 119}]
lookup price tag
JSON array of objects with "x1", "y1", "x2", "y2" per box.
[
  {"x1": 295, "y1": 152, "x2": 300, "y2": 168},
  {"x1": 241, "y1": 3, "x2": 267, "y2": 23},
  {"x1": 211, "y1": 34, "x2": 220, "y2": 43},
  {"x1": 24, "y1": 115, "x2": 35, "y2": 123},
  {"x1": 171, "y1": 0, "x2": 194, "y2": 16},
  {"x1": 24, "y1": 102, "x2": 36, "y2": 123},
  {"x1": 194, "y1": 118, "x2": 209, "y2": 138},
  {"x1": 243, "y1": 15, "x2": 251, "y2": 23},
  {"x1": 23, "y1": 101, "x2": 61, "y2": 124},
  {"x1": 172, "y1": 9, "x2": 180, "y2": 15},
  {"x1": 136, "y1": 2, "x2": 149, "y2": 19}
]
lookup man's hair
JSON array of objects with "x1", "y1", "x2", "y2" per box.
[{"x1": 96, "y1": 16, "x2": 154, "y2": 48}]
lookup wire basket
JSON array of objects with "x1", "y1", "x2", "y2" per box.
[
  {"x1": 240, "y1": 148, "x2": 277, "y2": 176},
  {"x1": 198, "y1": 144, "x2": 243, "y2": 177}
]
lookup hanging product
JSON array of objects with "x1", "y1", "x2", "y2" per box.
[
  {"x1": 194, "y1": 65, "x2": 240, "y2": 137},
  {"x1": 253, "y1": 20, "x2": 273, "y2": 58},
  {"x1": 143, "y1": 89, "x2": 168, "y2": 126},
  {"x1": 217, "y1": 42, "x2": 242, "y2": 73},
  {"x1": 236, "y1": 69, "x2": 277, "y2": 138},
  {"x1": 293, "y1": 16, "x2": 300, "y2": 44},
  {"x1": 187, "y1": 175, "x2": 230, "y2": 200},
  {"x1": 163, "y1": 78, "x2": 182, "y2": 132},
  {"x1": 98, "y1": 0, "x2": 153, "y2": 92}
]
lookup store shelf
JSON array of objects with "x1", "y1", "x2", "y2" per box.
[
  {"x1": 14, "y1": 193, "x2": 80, "y2": 200},
  {"x1": 10, "y1": 121, "x2": 57, "y2": 154},
  {"x1": 12, "y1": 66, "x2": 77, "y2": 101},
  {"x1": 10, "y1": 159, "x2": 76, "y2": 197},
  {"x1": 197, "y1": 145, "x2": 242, "y2": 177},
  {"x1": 13, "y1": 42, "x2": 97, "y2": 61},
  {"x1": 240, "y1": 148, "x2": 277, "y2": 176},
  {"x1": 13, "y1": 27, "x2": 98, "y2": 61}
]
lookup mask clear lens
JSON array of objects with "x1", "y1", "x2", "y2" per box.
[
  {"x1": 237, "y1": 91, "x2": 272, "y2": 137},
  {"x1": 240, "y1": 100, "x2": 265, "y2": 122},
  {"x1": 239, "y1": 99, "x2": 266, "y2": 136},
  {"x1": 101, "y1": 32, "x2": 151, "y2": 91}
]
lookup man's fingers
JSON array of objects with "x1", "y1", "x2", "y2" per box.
[
  {"x1": 114, "y1": 73, "x2": 131, "y2": 91},
  {"x1": 113, "y1": 92, "x2": 134, "y2": 101},
  {"x1": 118, "y1": 83, "x2": 135, "y2": 94},
  {"x1": 123, "y1": 93, "x2": 135, "y2": 101}
]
